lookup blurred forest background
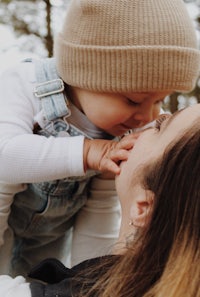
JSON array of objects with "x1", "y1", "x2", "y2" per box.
[{"x1": 0, "y1": 0, "x2": 200, "y2": 113}]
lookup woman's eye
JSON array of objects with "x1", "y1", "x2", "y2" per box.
[{"x1": 155, "y1": 114, "x2": 170, "y2": 131}]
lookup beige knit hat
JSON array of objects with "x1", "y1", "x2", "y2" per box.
[{"x1": 54, "y1": 0, "x2": 200, "y2": 93}]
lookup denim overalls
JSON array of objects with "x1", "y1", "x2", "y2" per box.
[{"x1": 8, "y1": 58, "x2": 97, "y2": 276}]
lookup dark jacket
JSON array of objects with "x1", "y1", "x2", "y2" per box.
[{"x1": 29, "y1": 255, "x2": 119, "y2": 297}]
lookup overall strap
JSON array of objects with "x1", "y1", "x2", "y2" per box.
[{"x1": 34, "y1": 58, "x2": 70, "y2": 121}]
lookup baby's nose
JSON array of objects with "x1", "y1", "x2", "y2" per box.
[{"x1": 134, "y1": 109, "x2": 154, "y2": 126}]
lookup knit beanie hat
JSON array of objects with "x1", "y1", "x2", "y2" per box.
[{"x1": 54, "y1": 0, "x2": 200, "y2": 93}]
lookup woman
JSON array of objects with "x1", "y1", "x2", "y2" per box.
[{"x1": 0, "y1": 103, "x2": 200, "y2": 296}]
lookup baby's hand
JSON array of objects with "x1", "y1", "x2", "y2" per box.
[{"x1": 83, "y1": 133, "x2": 139, "y2": 175}]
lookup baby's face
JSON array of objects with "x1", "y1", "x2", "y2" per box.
[{"x1": 71, "y1": 87, "x2": 172, "y2": 136}]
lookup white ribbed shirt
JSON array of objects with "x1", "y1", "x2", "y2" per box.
[{"x1": 0, "y1": 62, "x2": 85, "y2": 183}]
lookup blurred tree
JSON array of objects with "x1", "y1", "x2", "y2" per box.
[
  {"x1": 165, "y1": 0, "x2": 200, "y2": 112},
  {"x1": 0, "y1": 0, "x2": 199, "y2": 112},
  {"x1": 0, "y1": 0, "x2": 67, "y2": 57},
  {"x1": 45, "y1": 0, "x2": 53, "y2": 56}
]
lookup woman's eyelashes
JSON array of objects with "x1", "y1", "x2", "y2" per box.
[{"x1": 155, "y1": 114, "x2": 170, "y2": 131}]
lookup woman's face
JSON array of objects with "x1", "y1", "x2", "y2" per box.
[{"x1": 116, "y1": 104, "x2": 200, "y2": 203}]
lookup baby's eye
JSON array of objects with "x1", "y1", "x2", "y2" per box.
[
  {"x1": 155, "y1": 114, "x2": 170, "y2": 131},
  {"x1": 127, "y1": 98, "x2": 139, "y2": 106},
  {"x1": 155, "y1": 100, "x2": 163, "y2": 106}
]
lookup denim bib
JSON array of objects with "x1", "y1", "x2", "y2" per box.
[{"x1": 9, "y1": 58, "x2": 97, "y2": 253}]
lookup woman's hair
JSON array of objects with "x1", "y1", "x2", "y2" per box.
[{"x1": 82, "y1": 122, "x2": 200, "y2": 297}]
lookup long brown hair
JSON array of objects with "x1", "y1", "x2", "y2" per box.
[{"x1": 82, "y1": 123, "x2": 200, "y2": 297}]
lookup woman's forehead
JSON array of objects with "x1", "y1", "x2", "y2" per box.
[{"x1": 162, "y1": 104, "x2": 200, "y2": 133}]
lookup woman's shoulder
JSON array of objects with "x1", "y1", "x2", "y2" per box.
[{"x1": 29, "y1": 256, "x2": 120, "y2": 297}]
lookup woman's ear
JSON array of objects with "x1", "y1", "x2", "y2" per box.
[{"x1": 130, "y1": 189, "x2": 154, "y2": 228}]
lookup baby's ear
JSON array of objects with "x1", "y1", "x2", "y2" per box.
[{"x1": 130, "y1": 190, "x2": 154, "y2": 228}]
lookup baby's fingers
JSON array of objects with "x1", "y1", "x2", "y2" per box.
[
  {"x1": 109, "y1": 147, "x2": 130, "y2": 162},
  {"x1": 100, "y1": 148, "x2": 130, "y2": 175},
  {"x1": 100, "y1": 159, "x2": 121, "y2": 175},
  {"x1": 117, "y1": 133, "x2": 140, "y2": 150}
]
